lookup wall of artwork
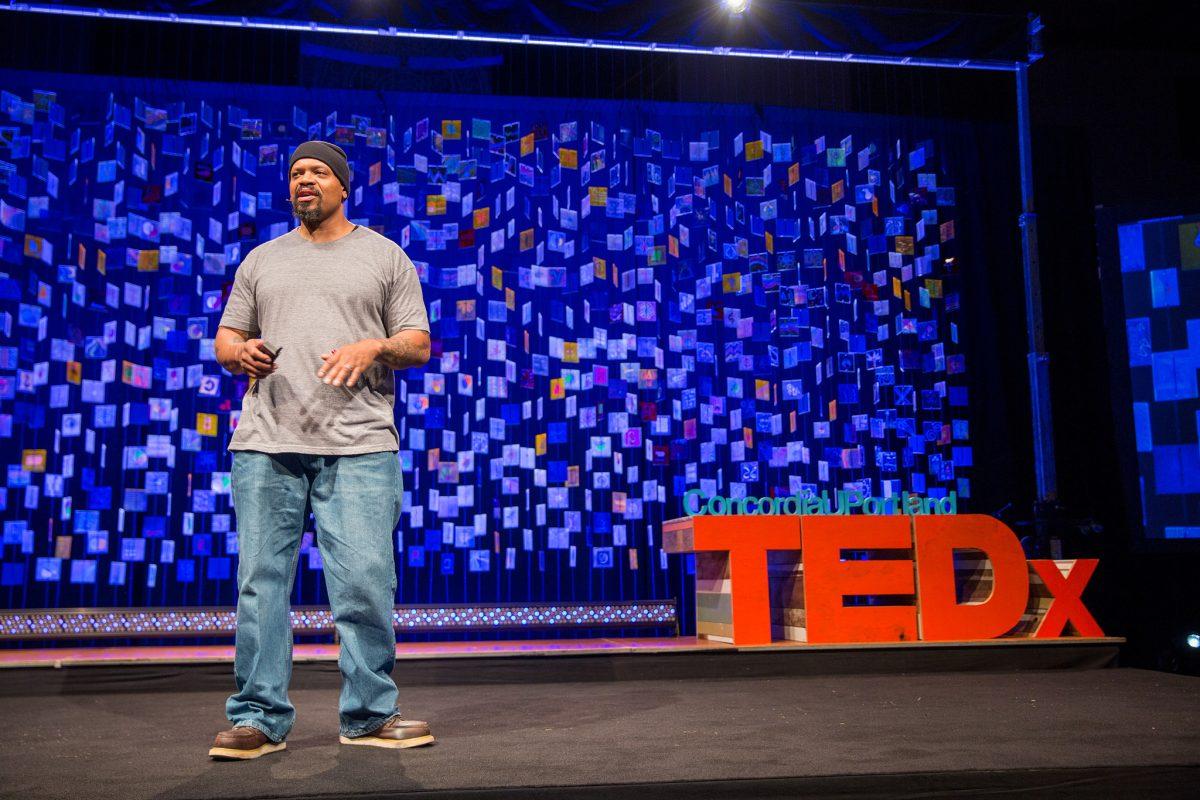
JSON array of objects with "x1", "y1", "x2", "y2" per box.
[{"x1": 0, "y1": 72, "x2": 974, "y2": 620}]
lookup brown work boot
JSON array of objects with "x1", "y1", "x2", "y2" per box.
[
  {"x1": 339, "y1": 717, "x2": 435, "y2": 749},
  {"x1": 208, "y1": 725, "x2": 287, "y2": 760}
]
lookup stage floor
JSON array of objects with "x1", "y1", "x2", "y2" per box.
[
  {"x1": 0, "y1": 634, "x2": 1124, "y2": 669},
  {"x1": 0, "y1": 658, "x2": 1195, "y2": 799}
]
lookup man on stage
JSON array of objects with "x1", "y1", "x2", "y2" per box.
[{"x1": 209, "y1": 140, "x2": 432, "y2": 760}]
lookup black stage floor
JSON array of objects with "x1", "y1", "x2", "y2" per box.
[{"x1": 1, "y1": 656, "x2": 1197, "y2": 799}]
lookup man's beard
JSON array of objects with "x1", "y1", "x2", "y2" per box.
[{"x1": 291, "y1": 193, "x2": 322, "y2": 221}]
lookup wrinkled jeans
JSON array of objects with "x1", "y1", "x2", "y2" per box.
[{"x1": 225, "y1": 450, "x2": 403, "y2": 742}]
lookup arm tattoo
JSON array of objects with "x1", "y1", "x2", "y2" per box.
[
  {"x1": 217, "y1": 326, "x2": 251, "y2": 374},
  {"x1": 375, "y1": 332, "x2": 431, "y2": 370}
]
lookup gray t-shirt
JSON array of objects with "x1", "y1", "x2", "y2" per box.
[{"x1": 218, "y1": 225, "x2": 429, "y2": 455}]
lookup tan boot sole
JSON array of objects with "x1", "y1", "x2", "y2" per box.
[
  {"x1": 339, "y1": 734, "x2": 435, "y2": 749},
  {"x1": 208, "y1": 741, "x2": 287, "y2": 760}
]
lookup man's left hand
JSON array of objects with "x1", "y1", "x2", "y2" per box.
[{"x1": 318, "y1": 339, "x2": 382, "y2": 388}]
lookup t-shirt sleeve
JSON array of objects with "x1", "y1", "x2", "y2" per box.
[
  {"x1": 219, "y1": 251, "x2": 260, "y2": 335},
  {"x1": 385, "y1": 248, "x2": 430, "y2": 335}
]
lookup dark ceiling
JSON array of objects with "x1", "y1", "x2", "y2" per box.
[{"x1": 23, "y1": 1, "x2": 1200, "y2": 57}]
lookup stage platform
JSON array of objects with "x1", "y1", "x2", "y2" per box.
[
  {"x1": 0, "y1": 634, "x2": 1123, "y2": 676},
  {"x1": 3, "y1": 635, "x2": 1198, "y2": 799}
]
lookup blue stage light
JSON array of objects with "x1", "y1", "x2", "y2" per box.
[
  {"x1": 1187, "y1": 633, "x2": 1200, "y2": 649},
  {"x1": 0, "y1": 602, "x2": 678, "y2": 639},
  {"x1": 724, "y1": 0, "x2": 750, "y2": 14}
]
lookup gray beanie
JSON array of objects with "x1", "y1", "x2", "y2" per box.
[{"x1": 289, "y1": 140, "x2": 350, "y2": 190}]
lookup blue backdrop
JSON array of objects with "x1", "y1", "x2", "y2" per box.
[
  {"x1": 1116, "y1": 214, "x2": 1200, "y2": 540},
  {"x1": 0, "y1": 72, "x2": 973, "y2": 620}
]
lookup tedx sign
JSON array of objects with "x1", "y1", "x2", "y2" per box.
[{"x1": 664, "y1": 514, "x2": 1102, "y2": 645}]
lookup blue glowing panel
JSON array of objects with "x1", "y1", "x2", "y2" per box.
[
  {"x1": 1117, "y1": 218, "x2": 1200, "y2": 539},
  {"x1": 1149, "y1": 268, "x2": 1180, "y2": 309}
]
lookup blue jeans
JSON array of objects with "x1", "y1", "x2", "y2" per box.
[{"x1": 226, "y1": 450, "x2": 404, "y2": 742}]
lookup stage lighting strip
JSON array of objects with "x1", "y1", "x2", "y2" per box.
[
  {"x1": 0, "y1": 3, "x2": 1029, "y2": 72},
  {"x1": 0, "y1": 601, "x2": 678, "y2": 640}
]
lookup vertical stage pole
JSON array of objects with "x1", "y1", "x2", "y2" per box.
[{"x1": 1014, "y1": 37, "x2": 1057, "y2": 553}]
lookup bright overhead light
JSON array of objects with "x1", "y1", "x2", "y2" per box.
[{"x1": 0, "y1": 2, "x2": 1022, "y2": 71}]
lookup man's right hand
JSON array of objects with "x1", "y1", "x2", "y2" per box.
[{"x1": 238, "y1": 339, "x2": 278, "y2": 378}]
